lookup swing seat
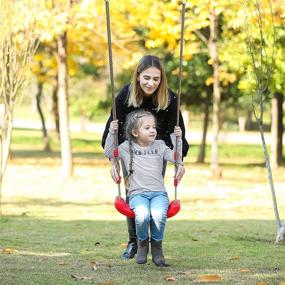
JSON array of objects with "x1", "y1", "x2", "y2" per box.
[
  {"x1": 114, "y1": 196, "x2": 135, "y2": 218},
  {"x1": 167, "y1": 199, "x2": 181, "y2": 218},
  {"x1": 114, "y1": 196, "x2": 180, "y2": 219}
]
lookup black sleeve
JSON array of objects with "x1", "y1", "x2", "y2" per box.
[
  {"x1": 101, "y1": 115, "x2": 112, "y2": 149},
  {"x1": 179, "y1": 111, "x2": 190, "y2": 158},
  {"x1": 165, "y1": 89, "x2": 189, "y2": 158},
  {"x1": 101, "y1": 85, "x2": 129, "y2": 148}
]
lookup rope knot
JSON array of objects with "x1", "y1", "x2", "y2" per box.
[{"x1": 113, "y1": 148, "x2": 119, "y2": 157}]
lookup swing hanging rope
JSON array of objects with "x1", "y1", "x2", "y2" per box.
[
  {"x1": 104, "y1": 0, "x2": 186, "y2": 218},
  {"x1": 105, "y1": 0, "x2": 134, "y2": 218},
  {"x1": 105, "y1": 0, "x2": 121, "y2": 188},
  {"x1": 174, "y1": 0, "x2": 186, "y2": 200}
]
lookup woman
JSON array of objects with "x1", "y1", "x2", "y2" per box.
[{"x1": 101, "y1": 55, "x2": 189, "y2": 259}]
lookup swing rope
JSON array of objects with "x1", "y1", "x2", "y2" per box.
[
  {"x1": 104, "y1": 0, "x2": 186, "y2": 218},
  {"x1": 174, "y1": 1, "x2": 186, "y2": 200},
  {"x1": 105, "y1": 0, "x2": 121, "y2": 196}
]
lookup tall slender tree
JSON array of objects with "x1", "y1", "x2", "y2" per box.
[
  {"x1": 0, "y1": 0, "x2": 39, "y2": 215},
  {"x1": 55, "y1": 0, "x2": 73, "y2": 179},
  {"x1": 245, "y1": 0, "x2": 285, "y2": 243},
  {"x1": 208, "y1": 6, "x2": 222, "y2": 177}
]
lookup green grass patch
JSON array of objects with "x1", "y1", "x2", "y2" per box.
[
  {"x1": 1, "y1": 217, "x2": 285, "y2": 284},
  {"x1": 10, "y1": 128, "x2": 268, "y2": 165},
  {"x1": 10, "y1": 129, "x2": 105, "y2": 161},
  {"x1": 189, "y1": 144, "x2": 265, "y2": 165},
  {"x1": 13, "y1": 104, "x2": 109, "y2": 123}
]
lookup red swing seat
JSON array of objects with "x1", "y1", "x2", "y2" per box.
[
  {"x1": 113, "y1": 155, "x2": 181, "y2": 219},
  {"x1": 167, "y1": 199, "x2": 181, "y2": 218},
  {"x1": 114, "y1": 196, "x2": 135, "y2": 218},
  {"x1": 114, "y1": 196, "x2": 180, "y2": 219}
]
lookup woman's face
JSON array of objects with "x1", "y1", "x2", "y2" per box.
[{"x1": 137, "y1": 66, "x2": 161, "y2": 96}]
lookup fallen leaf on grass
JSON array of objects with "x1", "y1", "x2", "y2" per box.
[
  {"x1": 71, "y1": 274, "x2": 95, "y2": 281},
  {"x1": 120, "y1": 243, "x2": 128, "y2": 248},
  {"x1": 229, "y1": 256, "x2": 240, "y2": 260},
  {"x1": 278, "y1": 282, "x2": 285, "y2": 285},
  {"x1": 16, "y1": 250, "x2": 70, "y2": 257},
  {"x1": 90, "y1": 260, "x2": 97, "y2": 271},
  {"x1": 164, "y1": 276, "x2": 176, "y2": 281},
  {"x1": 196, "y1": 274, "x2": 222, "y2": 283},
  {"x1": 178, "y1": 271, "x2": 192, "y2": 276},
  {"x1": 256, "y1": 282, "x2": 269, "y2": 285},
  {"x1": 1, "y1": 248, "x2": 16, "y2": 254},
  {"x1": 239, "y1": 269, "x2": 251, "y2": 273},
  {"x1": 100, "y1": 282, "x2": 114, "y2": 285}
]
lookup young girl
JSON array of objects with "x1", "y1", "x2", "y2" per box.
[{"x1": 104, "y1": 110, "x2": 183, "y2": 267}]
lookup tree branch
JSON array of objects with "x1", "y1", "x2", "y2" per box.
[{"x1": 194, "y1": 30, "x2": 208, "y2": 45}]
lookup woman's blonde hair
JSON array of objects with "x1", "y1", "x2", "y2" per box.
[{"x1": 128, "y1": 55, "x2": 169, "y2": 111}]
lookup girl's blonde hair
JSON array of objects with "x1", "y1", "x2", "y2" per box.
[
  {"x1": 128, "y1": 55, "x2": 169, "y2": 111},
  {"x1": 125, "y1": 110, "x2": 156, "y2": 142}
]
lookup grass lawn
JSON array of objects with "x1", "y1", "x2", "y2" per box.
[
  {"x1": 9, "y1": 128, "x2": 271, "y2": 164},
  {"x1": 1, "y1": 128, "x2": 285, "y2": 284},
  {"x1": 1, "y1": 218, "x2": 285, "y2": 285}
]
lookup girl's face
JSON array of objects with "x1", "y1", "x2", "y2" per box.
[
  {"x1": 132, "y1": 116, "x2": 157, "y2": 146},
  {"x1": 137, "y1": 67, "x2": 161, "y2": 96}
]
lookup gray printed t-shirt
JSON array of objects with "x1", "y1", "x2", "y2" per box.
[{"x1": 104, "y1": 132, "x2": 182, "y2": 196}]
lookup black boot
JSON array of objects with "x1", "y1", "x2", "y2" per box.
[
  {"x1": 121, "y1": 216, "x2": 137, "y2": 259},
  {"x1": 136, "y1": 239, "x2": 149, "y2": 264},
  {"x1": 121, "y1": 240, "x2": 137, "y2": 259},
  {"x1": 151, "y1": 239, "x2": 168, "y2": 267}
]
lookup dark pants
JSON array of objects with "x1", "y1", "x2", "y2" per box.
[{"x1": 126, "y1": 195, "x2": 136, "y2": 242}]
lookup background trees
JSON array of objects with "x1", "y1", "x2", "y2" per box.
[{"x1": 2, "y1": 0, "x2": 285, "y2": 176}]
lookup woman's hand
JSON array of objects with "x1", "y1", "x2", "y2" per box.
[
  {"x1": 175, "y1": 164, "x2": 185, "y2": 183},
  {"x1": 110, "y1": 120, "x2": 119, "y2": 133},
  {"x1": 174, "y1": 126, "x2": 182, "y2": 137}
]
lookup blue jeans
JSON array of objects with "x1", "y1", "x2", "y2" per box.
[{"x1": 129, "y1": 191, "x2": 169, "y2": 242}]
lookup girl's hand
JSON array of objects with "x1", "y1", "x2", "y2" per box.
[
  {"x1": 175, "y1": 165, "x2": 185, "y2": 182},
  {"x1": 174, "y1": 126, "x2": 182, "y2": 137},
  {"x1": 110, "y1": 157, "x2": 120, "y2": 183},
  {"x1": 110, "y1": 120, "x2": 119, "y2": 133}
]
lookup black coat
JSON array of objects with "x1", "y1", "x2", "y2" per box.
[{"x1": 101, "y1": 84, "x2": 189, "y2": 158}]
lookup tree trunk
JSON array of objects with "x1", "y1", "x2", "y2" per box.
[
  {"x1": 197, "y1": 88, "x2": 211, "y2": 163},
  {"x1": 36, "y1": 80, "x2": 50, "y2": 151},
  {"x1": 50, "y1": 41, "x2": 60, "y2": 140},
  {"x1": 209, "y1": 7, "x2": 222, "y2": 178},
  {"x1": 0, "y1": 108, "x2": 13, "y2": 216},
  {"x1": 57, "y1": 31, "x2": 73, "y2": 179},
  {"x1": 52, "y1": 73, "x2": 60, "y2": 139},
  {"x1": 271, "y1": 92, "x2": 283, "y2": 168},
  {"x1": 0, "y1": 110, "x2": 12, "y2": 175}
]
